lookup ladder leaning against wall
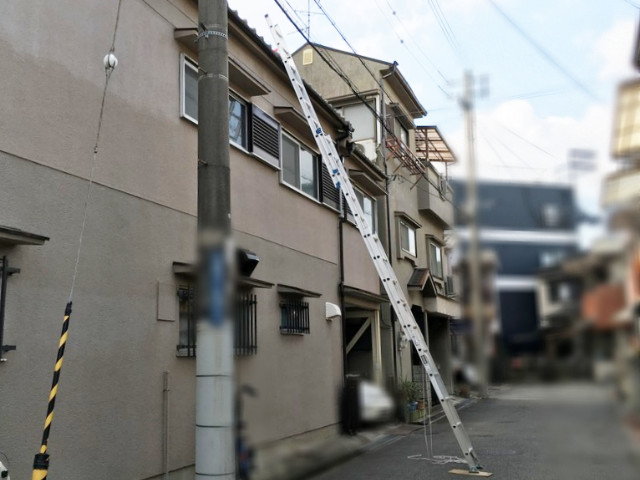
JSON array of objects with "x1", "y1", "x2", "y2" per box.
[{"x1": 266, "y1": 16, "x2": 483, "y2": 474}]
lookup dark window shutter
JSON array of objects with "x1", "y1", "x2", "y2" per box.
[
  {"x1": 343, "y1": 193, "x2": 353, "y2": 218},
  {"x1": 250, "y1": 106, "x2": 281, "y2": 167},
  {"x1": 320, "y1": 158, "x2": 340, "y2": 210}
]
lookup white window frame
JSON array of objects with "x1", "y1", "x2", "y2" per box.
[
  {"x1": 180, "y1": 54, "x2": 249, "y2": 146},
  {"x1": 281, "y1": 132, "x2": 320, "y2": 201},
  {"x1": 354, "y1": 188, "x2": 377, "y2": 233},
  {"x1": 399, "y1": 220, "x2": 417, "y2": 257},
  {"x1": 180, "y1": 53, "x2": 199, "y2": 124},
  {"x1": 429, "y1": 241, "x2": 444, "y2": 279},
  {"x1": 228, "y1": 93, "x2": 249, "y2": 150}
]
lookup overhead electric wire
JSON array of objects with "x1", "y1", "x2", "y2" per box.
[
  {"x1": 490, "y1": 120, "x2": 558, "y2": 160},
  {"x1": 485, "y1": 0, "x2": 599, "y2": 101},
  {"x1": 426, "y1": 0, "x2": 462, "y2": 59},
  {"x1": 380, "y1": 0, "x2": 452, "y2": 84},
  {"x1": 272, "y1": 0, "x2": 459, "y2": 207},
  {"x1": 373, "y1": 0, "x2": 453, "y2": 99},
  {"x1": 311, "y1": 0, "x2": 426, "y2": 116}
]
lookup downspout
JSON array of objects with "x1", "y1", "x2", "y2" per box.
[
  {"x1": 163, "y1": 371, "x2": 170, "y2": 480},
  {"x1": 336, "y1": 127, "x2": 351, "y2": 382},
  {"x1": 339, "y1": 212, "x2": 347, "y2": 380},
  {"x1": 380, "y1": 68, "x2": 399, "y2": 386}
]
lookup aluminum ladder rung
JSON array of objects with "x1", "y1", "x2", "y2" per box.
[{"x1": 266, "y1": 15, "x2": 482, "y2": 474}]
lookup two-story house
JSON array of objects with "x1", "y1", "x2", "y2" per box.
[{"x1": 0, "y1": 3, "x2": 385, "y2": 479}]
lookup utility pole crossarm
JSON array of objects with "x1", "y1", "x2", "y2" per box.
[{"x1": 266, "y1": 16, "x2": 483, "y2": 474}]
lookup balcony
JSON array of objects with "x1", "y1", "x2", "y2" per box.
[
  {"x1": 416, "y1": 172, "x2": 454, "y2": 227},
  {"x1": 602, "y1": 167, "x2": 640, "y2": 208}
]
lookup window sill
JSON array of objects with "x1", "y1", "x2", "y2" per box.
[
  {"x1": 230, "y1": 142, "x2": 282, "y2": 171},
  {"x1": 280, "y1": 329, "x2": 308, "y2": 336},
  {"x1": 280, "y1": 180, "x2": 322, "y2": 205},
  {"x1": 176, "y1": 348, "x2": 196, "y2": 358}
]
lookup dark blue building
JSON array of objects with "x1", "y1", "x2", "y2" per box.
[{"x1": 451, "y1": 180, "x2": 579, "y2": 355}]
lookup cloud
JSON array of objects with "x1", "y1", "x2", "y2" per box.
[{"x1": 594, "y1": 18, "x2": 637, "y2": 81}]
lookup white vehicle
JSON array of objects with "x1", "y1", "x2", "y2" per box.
[{"x1": 359, "y1": 380, "x2": 394, "y2": 423}]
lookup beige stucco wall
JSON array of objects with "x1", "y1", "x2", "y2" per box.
[{"x1": 0, "y1": 1, "x2": 351, "y2": 479}]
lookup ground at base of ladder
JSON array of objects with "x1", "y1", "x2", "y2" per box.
[
  {"x1": 252, "y1": 395, "x2": 473, "y2": 480},
  {"x1": 309, "y1": 383, "x2": 640, "y2": 480},
  {"x1": 448, "y1": 469, "x2": 493, "y2": 477}
]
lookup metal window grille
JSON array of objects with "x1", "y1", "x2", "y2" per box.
[
  {"x1": 280, "y1": 298, "x2": 310, "y2": 334},
  {"x1": 235, "y1": 293, "x2": 258, "y2": 356},
  {"x1": 177, "y1": 286, "x2": 258, "y2": 357},
  {"x1": 177, "y1": 285, "x2": 196, "y2": 357}
]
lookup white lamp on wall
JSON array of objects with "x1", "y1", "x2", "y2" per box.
[{"x1": 325, "y1": 302, "x2": 341, "y2": 321}]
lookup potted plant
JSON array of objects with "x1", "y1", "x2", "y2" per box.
[{"x1": 399, "y1": 380, "x2": 419, "y2": 421}]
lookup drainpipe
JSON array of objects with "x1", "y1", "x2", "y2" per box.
[
  {"x1": 162, "y1": 371, "x2": 170, "y2": 480},
  {"x1": 336, "y1": 126, "x2": 352, "y2": 382},
  {"x1": 338, "y1": 213, "x2": 347, "y2": 380},
  {"x1": 380, "y1": 68, "x2": 398, "y2": 386}
]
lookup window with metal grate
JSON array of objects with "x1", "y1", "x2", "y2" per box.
[{"x1": 279, "y1": 298, "x2": 310, "y2": 335}]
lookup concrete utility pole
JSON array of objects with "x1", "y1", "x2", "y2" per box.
[
  {"x1": 196, "y1": 1, "x2": 235, "y2": 479},
  {"x1": 462, "y1": 71, "x2": 488, "y2": 398}
]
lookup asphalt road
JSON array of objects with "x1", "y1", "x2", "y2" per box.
[{"x1": 312, "y1": 383, "x2": 640, "y2": 480}]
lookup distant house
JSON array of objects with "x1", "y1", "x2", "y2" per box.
[{"x1": 451, "y1": 180, "x2": 579, "y2": 357}]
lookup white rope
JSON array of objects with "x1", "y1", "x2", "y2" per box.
[
  {"x1": 407, "y1": 357, "x2": 466, "y2": 465},
  {"x1": 68, "y1": 0, "x2": 123, "y2": 302}
]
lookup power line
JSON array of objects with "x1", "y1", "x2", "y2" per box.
[
  {"x1": 311, "y1": 0, "x2": 416, "y2": 110},
  {"x1": 310, "y1": 0, "x2": 428, "y2": 117},
  {"x1": 486, "y1": 0, "x2": 599, "y2": 101},
  {"x1": 272, "y1": 0, "x2": 458, "y2": 206},
  {"x1": 427, "y1": 0, "x2": 459, "y2": 54},
  {"x1": 381, "y1": 0, "x2": 453, "y2": 83},
  {"x1": 490, "y1": 120, "x2": 558, "y2": 160}
]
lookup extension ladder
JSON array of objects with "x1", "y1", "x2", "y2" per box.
[{"x1": 266, "y1": 16, "x2": 482, "y2": 473}]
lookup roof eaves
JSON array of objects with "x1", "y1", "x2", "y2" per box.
[{"x1": 228, "y1": 10, "x2": 349, "y2": 131}]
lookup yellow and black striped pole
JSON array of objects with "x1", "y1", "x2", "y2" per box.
[{"x1": 31, "y1": 302, "x2": 72, "y2": 480}]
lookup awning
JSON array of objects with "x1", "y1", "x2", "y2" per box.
[
  {"x1": 407, "y1": 268, "x2": 437, "y2": 297},
  {"x1": 172, "y1": 261, "x2": 273, "y2": 289},
  {"x1": 0, "y1": 225, "x2": 49, "y2": 246},
  {"x1": 342, "y1": 285, "x2": 388, "y2": 304},
  {"x1": 174, "y1": 29, "x2": 270, "y2": 97},
  {"x1": 277, "y1": 284, "x2": 321, "y2": 298},
  {"x1": 415, "y1": 126, "x2": 456, "y2": 163}
]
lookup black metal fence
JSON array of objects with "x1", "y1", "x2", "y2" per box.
[
  {"x1": 280, "y1": 298, "x2": 310, "y2": 334},
  {"x1": 177, "y1": 286, "x2": 258, "y2": 357}
]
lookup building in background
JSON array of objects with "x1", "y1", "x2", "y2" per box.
[{"x1": 451, "y1": 180, "x2": 580, "y2": 376}]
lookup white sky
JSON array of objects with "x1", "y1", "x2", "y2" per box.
[{"x1": 229, "y1": 0, "x2": 640, "y2": 247}]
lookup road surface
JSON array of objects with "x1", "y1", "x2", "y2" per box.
[{"x1": 312, "y1": 383, "x2": 639, "y2": 480}]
